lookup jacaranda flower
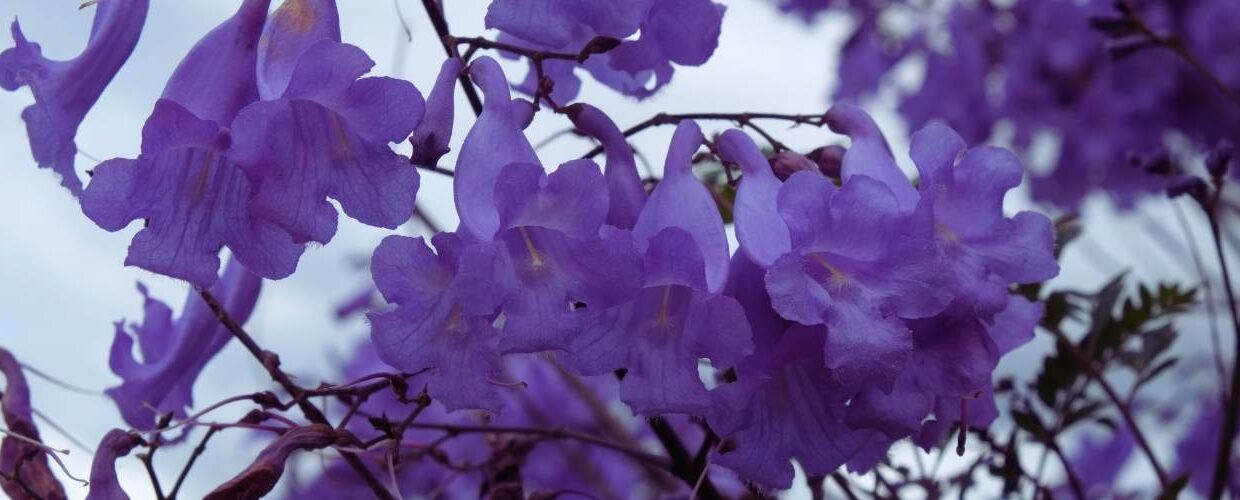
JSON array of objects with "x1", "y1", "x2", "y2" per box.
[{"x1": 0, "y1": 0, "x2": 149, "y2": 195}]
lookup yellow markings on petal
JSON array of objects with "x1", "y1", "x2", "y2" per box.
[
  {"x1": 445, "y1": 304, "x2": 463, "y2": 332},
  {"x1": 654, "y1": 285, "x2": 672, "y2": 326},
  {"x1": 276, "y1": 0, "x2": 319, "y2": 34},
  {"x1": 328, "y1": 113, "x2": 353, "y2": 156},
  {"x1": 935, "y1": 223, "x2": 960, "y2": 246},
  {"x1": 192, "y1": 151, "x2": 215, "y2": 201},
  {"x1": 518, "y1": 226, "x2": 545, "y2": 268},
  {"x1": 811, "y1": 253, "x2": 850, "y2": 287}
]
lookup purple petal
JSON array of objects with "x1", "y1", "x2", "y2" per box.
[
  {"x1": 454, "y1": 56, "x2": 540, "y2": 242},
  {"x1": 716, "y1": 129, "x2": 791, "y2": 267},
  {"x1": 0, "y1": 0, "x2": 149, "y2": 195},
  {"x1": 106, "y1": 258, "x2": 261, "y2": 429},
  {"x1": 642, "y1": 227, "x2": 707, "y2": 289},
  {"x1": 633, "y1": 120, "x2": 729, "y2": 292},
  {"x1": 282, "y1": 41, "x2": 424, "y2": 143},
  {"x1": 85, "y1": 430, "x2": 142, "y2": 500},
  {"x1": 825, "y1": 104, "x2": 918, "y2": 211},
  {"x1": 497, "y1": 226, "x2": 643, "y2": 353},
  {"x1": 256, "y1": 0, "x2": 341, "y2": 100},
  {"x1": 494, "y1": 160, "x2": 609, "y2": 237},
  {"x1": 846, "y1": 374, "x2": 934, "y2": 438},
  {"x1": 159, "y1": 0, "x2": 270, "y2": 126},
  {"x1": 909, "y1": 121, "x2": 966, "y2": 188},
  {"x1": 231, "y1": 99, "x2": 420, "y2": 242},
  {"x1": 708, "y1": 326, "x2": 877, "y2": 488},
  {"x1": 823, "y1": 303, "x2": 912, "y2": 392},
  {"x1": 989, "y1": 295, "x2": 1042, "y2": 356},
  {"x1": 409, "y1": 57, "x2": 462, "y2": 166},
  {"x1": 724, "y1": 252, "x2": 789, "y2": 357},
  {"x1": 567, "y1": 103, "x2": 646, "y2": 229},
  {"x1": 485, "y1": 0, "x2": 651, "y2": 48}
]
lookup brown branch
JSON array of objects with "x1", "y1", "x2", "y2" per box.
[
  {"x1": 1045, "y1": 327, "x2": 1171, "y2": 489},
  {"x1": 196, "y1": 289, "x2": 396, "y2": 500},
  {"x1": 419, "y1": 0, "x2": 483, "y2": 116},
  {"x1": 581, "y1": 112, "x2": 828, "y2": 159}
]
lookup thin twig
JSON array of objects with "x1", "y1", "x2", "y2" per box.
[
  {"x1": 581, "y1": 112, "x2": 827, "y2": 159},
  {"x1": 196, "y1": 289, "x2": 396, "y2": 500},
  {"x1": 167, "y1": 426, "x2": 218, "y2": 499}
]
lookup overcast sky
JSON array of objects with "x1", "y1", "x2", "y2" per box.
[{"x1": 0, "y1": 0, "x2": 1227, "y2": 498}]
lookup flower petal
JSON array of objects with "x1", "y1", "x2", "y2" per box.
[
  {"x1": 567, "y1": 103, "x2": 646, "y2": 229},
  {"x1": 716, "y1": 129, "x2": 790, "y2": 267}
]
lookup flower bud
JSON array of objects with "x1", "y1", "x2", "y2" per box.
[
  {"x1": 1206, "y1": 142, "x2": 1233, "y2": 179},
  {"x1": 807, "y1": 145, "x2": 846, "y2": 179},
  {"x1": 768, "y1": 151, "x2": 818, "y2": 180}
]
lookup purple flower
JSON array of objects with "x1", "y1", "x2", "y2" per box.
[
  {"x1": 485, "y1": 0, "x2": 725, "y2": 100},
  {"x1": 107, "y1": 258, "x2": 262, "y2": 430},
  {"x1": 0, "y1": 0, "x2": 149, "y2": 195},
  {"x1": 85, "y1": 430, "x2": 142, "y2": 500},
  {"x1": 909, "y1": 122, "x2": 1059, "y2": 314},
  {"x1": 490, "y1": 161, "x2": 642, "y2": 353},
  {"x1": 230, "y1": 0, "x2": 423, "y2": 244},
  {"x1": 765, "y1": 169, "x2": 951, "y2": 391},
  {"x1": 707, "y1": 326, "x2": 881, "y2": 489},
  {"x1": 80, "y1": 0, "x2": 305, "y2": 287},
  {"x1": 368, "y1": 232, "x2": 507, "y2": 412},
  {"x1": 0, "y1": 349, "x2": 66, "y2": 500},
  {"x1": 571, "y1": 227, "x2": 752, "y2": 416}
]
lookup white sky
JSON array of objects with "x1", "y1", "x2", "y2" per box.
[{"x1": 0, "y1": 0, "x2": 1231, "y2": 498}]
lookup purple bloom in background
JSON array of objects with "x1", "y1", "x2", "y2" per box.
[
  {"x1": 708, "y1": 326, "x2": 880, "y2": 489},
  {"x1": 295, "y1": 341, "x2": 487, "y2": 498},
  {"x1": 231, "y1": 0, "x2": 423, "y2": 244},
  {"x1": 107, "y1": 258, "x2": 262, "y2": 430},
  {"x1": 0, "y1": 0, "x2": 149, "y2": 195},
  {"x1": 1174, "y1": 402, "x2": 1240, "y2": 497},
  {"x1": 1060, "y1": 426, "x2": 1136, "y2": 498},
  {"x1": 369, "y1": 232, "x2": 507, "y2": 412},
  {"x1": 81, "y1": 0, "x2": 305, "y2": 287},
  {"x1": 0, "y1": 349, "x2": 66, "y2": 500},
  {"x1": 571, "y1": 227, "x2": 752, "y2": 416},
  {"x1": 85, "y1": 430, "x2": 142, "y2": 500},
  {"x1": 485, "y1": 0, "x2": 725, "y2": 100}
]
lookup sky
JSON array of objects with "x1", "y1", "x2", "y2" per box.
[{"x1": 0, "y1": 0, "x2": 1230, "y2": 498}]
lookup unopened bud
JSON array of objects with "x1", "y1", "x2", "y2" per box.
[
  {"x1": 769, "y1": 151, "x2": 818, "y2": 180},
  {"x1": 1206, "y1": 142, "x2": 1233, "y2": 179},
  {"x1": 807, "y1": 145, "x2": 846, "y2": 179},
  {"x1": 1167, "y1": 175, "x2": 1208, "y2": 204}
]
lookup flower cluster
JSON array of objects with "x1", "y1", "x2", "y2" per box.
[
  {"x1": 782, "y1": 0, "x2": 1240, "y2": 209},
  {"x1": 0, "y1": 0, "x2": 1080, "y2": 497}
]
